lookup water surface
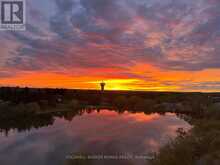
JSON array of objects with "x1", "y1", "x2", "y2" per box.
[{"x1": 0, "y1": 109, "x2": 191, "y2": 165}]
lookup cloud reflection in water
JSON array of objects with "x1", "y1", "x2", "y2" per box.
[{"x1": 0, "y1": 110, "x2": 191, "y2": 165}]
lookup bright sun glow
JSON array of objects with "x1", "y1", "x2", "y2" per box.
[
  {"x1": 88, "y1": 79, "x2": 179, "y2": 91},
  {"x1": 88, "y1": 79, "x2": 139, "y2": 90}
]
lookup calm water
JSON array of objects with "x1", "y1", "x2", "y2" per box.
[{"x1": 0, "y1": 110, "x2": 191, "y2": 165}]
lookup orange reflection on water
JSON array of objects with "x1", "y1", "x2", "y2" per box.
[
  {"x1": 92, "y1": 110, "x2": 160, "y2": 123},
  {"x1": 121, "y1": 112, "x2": 160, "y2": 122}
]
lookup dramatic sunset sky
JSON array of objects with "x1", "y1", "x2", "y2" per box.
[{"x1": 0, "y1": 0, "x2": 220, "y2": 91}]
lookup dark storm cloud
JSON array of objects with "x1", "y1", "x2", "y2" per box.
[
  {"x1": 55, "y1": 0, "x2": 75, "y2": 11},
  {"x1": 79, "y1": 0, "x2": 132, "y2": 28}
]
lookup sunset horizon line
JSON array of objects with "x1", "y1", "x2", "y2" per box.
[{"x1": 1, "y1": 85, "x2": 219, "y2": 93}]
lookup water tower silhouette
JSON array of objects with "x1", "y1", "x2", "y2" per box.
[{"x1": 100, "y1": 81, "x2": 106, "y2": 91}]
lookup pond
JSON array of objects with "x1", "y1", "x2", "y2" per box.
[{"x1": 0, "y1": 109, "x2": 191, "y2": 165}]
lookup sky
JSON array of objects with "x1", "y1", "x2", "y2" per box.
[{"x1": 0, "y1": 0, "x2": 220, "y2": 92}]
